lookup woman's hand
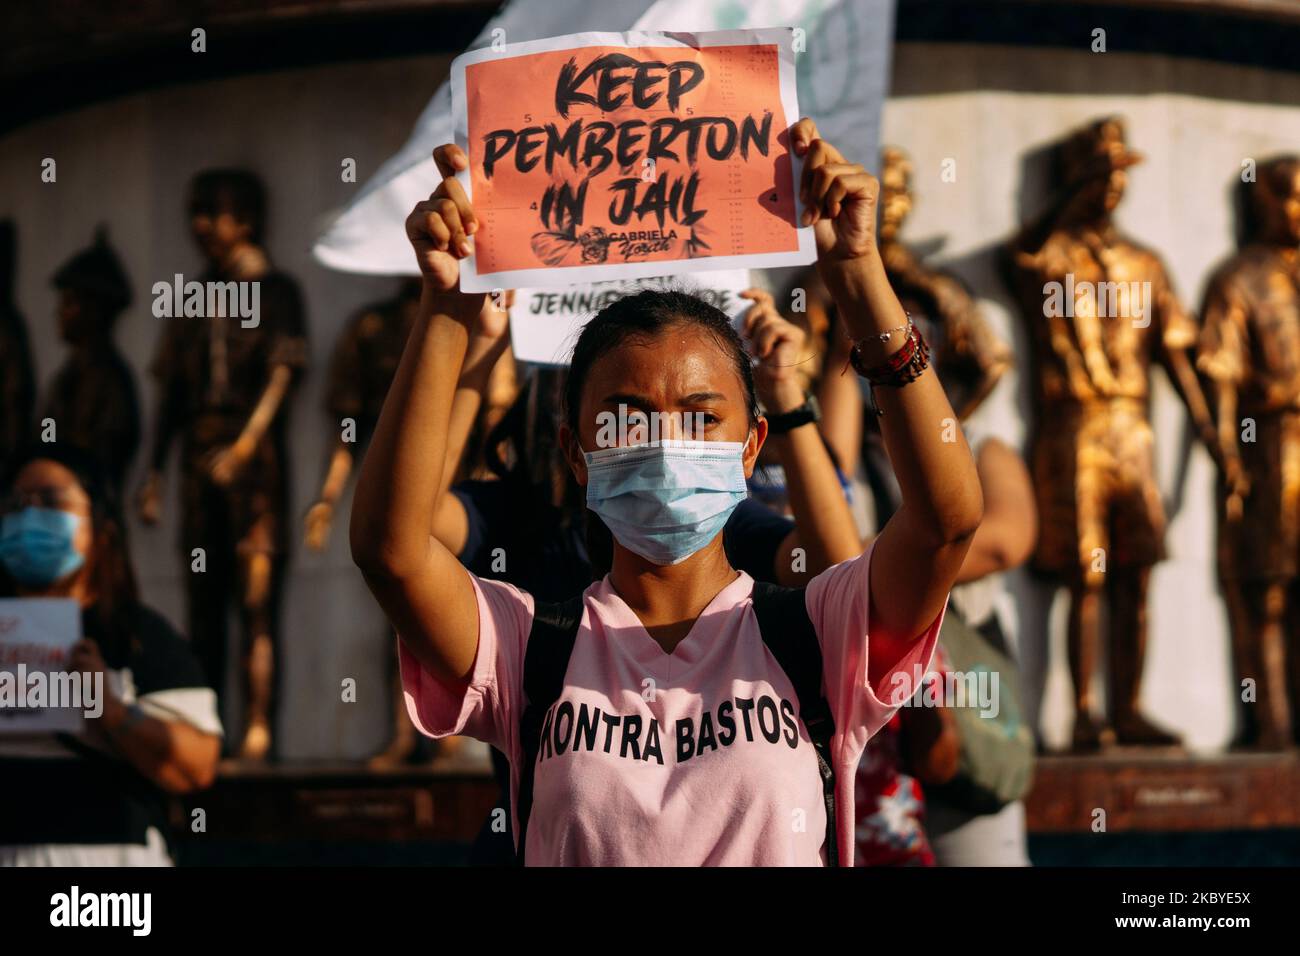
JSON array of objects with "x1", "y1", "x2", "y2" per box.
[
  {"x1": 67, "y1": 638, "x2": 126, "y2": 729},
  {"x1": 68, "y1": 637, "x2": 221, "y2": 792},
  {"x1": 407, "y1": 144, "x2": 479, "y2": 292},
  {"x1": 791, "y1": 117, "x2": 879, "y2": 266},
  {"x1": 740, "y1": 288, "x2": 808, "y2": 414},
  {"x1": 67, "y1": 638, "x2": 109, "y2": 683},
  {"x1": 788, "y1": 117, "x2": 900, "y2": 351}
]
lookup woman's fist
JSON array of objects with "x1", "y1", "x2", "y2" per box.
[
  {"x1": 407, "y1": 144, "x2": 480, "y2": 291},
  {"x1": 790, "y1": 117, "x2": 878, "y2": 263},
  {"x1": 740, "y1": 288, "x2": 809, "y2": 414}
]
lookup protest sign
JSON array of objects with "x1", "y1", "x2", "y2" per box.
[
  {"x1": 310, "y1": 1, "x2": 894, "y2": 278},
  {"x1": 0, "y1": 597, "x2": 86, "y2": 735},
  {"x1": 450, "y1": 29, "x2": 815, "y2": 292},
  {"x1": 511, "y1": 269, "x2": 751, "y2": 365}
]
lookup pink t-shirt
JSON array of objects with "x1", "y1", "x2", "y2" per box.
[{"x1": 400, "y1": 541, "x2": 942, "y2": 866}]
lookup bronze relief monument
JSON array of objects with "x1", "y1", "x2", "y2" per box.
[
  {"x1": 1004, "y1": 118, "x2": 1219, "y2": 751},
  {"x1": 1198, "y1": 156, "x2": 1300, "y2": 750}
]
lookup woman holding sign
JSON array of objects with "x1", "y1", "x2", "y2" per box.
[
  {"x1": 0, "y1": 444, "x2": 222, "y2": 866},
  {"x1": 351, "y1": 118, "x2": 982, "y2": 866}
]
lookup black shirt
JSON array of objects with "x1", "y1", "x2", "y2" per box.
[{"x1": 0, "y1": 601, "x2": 218, "y2": 851}]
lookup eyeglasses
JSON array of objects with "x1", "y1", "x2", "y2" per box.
[{"x1": 0, "y1": 488, "x2": 92, "y2": 515}]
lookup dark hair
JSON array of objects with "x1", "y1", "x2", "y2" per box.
[
  {"x1": 51, "y1": 225, "x2": 132, "y2": 324},
  {"x1": 561, "y1": 288, "x2": 760, "y2": 575},
  {"x1": 1, "y1": 443, "x2": 139, "y2": 653},
  {"x1": 188, "y1": 169, "x2": 267, "y2": 243},
  {"x1": 563, "y1": 288, "x2": 759, "y2": 433},
  {"x1": 486, "y1": 367, "x2": 558, "y2": 483},
  {"x1": 485, "y1": 368, "x2": 582, "y2": 514}
]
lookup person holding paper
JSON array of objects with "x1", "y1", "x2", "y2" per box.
[
  {"x1": 428, "y1": 281, "x2": 868, "y2": 863},
  {"x1": 351, "y1": 118, "x2": 982, "y2": 865},
  {"x1": 0, "y1": 445, "x2": 222, "y2": 866}
]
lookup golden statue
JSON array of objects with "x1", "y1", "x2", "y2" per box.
[
  {"x1": 1198, "y1": 155, "x2": 1300, "y2": 750},
  {"x1": 1004, "y1": 117, "x2": 1218, "y2": 751},
  {"x1": 879, "y1": 146, "x2": 1012, "y2": 420}
]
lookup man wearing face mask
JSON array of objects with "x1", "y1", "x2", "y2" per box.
[{"x1": 0, "y1": 444, "x2": 222, "y2": 866}]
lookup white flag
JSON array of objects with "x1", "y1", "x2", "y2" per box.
[{"x1": 311, "y1": 0, "x2": 894, "y2": 276}]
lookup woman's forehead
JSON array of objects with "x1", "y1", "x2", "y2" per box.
[
  {"x1": 14, "y1": 459, "x2": 83, "y2": 492},
  {"x1": 581, "y1": 325, "x2": 742, "y2": 403}
]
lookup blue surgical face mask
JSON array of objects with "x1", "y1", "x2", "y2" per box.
[
  {"x1": 583, "y1": 438, "x2": 750, "y2": 566},
  {"x1": 0, "y1": 507, "x2": 86, "y2": 587}
]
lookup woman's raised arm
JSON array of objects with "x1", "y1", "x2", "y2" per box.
[
  {"x1": 792, "y1": 118, "x2": 983, "y2": 658},
  {"x1": 349, "y1": 144, "x2": 484, "y2": 682}
]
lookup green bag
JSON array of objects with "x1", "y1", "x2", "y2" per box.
[{"x1": 925, "y1": 608, "x2": 1035, "y2": 815}]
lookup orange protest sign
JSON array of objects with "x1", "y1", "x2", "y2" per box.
[{"x1": 450, "y1": 29, "x2": 814, "y2": 292}]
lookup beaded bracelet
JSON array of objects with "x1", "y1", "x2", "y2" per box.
[{"x1": 848, "y1": 321, "x2": 931, "y2": 416}]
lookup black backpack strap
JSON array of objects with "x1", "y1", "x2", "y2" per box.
[
  {"x1": 750, "y1": 580, "x2": 840, "y2": 867},
  {"x1": 515, "y1": 594, "x2": 584, "y2": 865}
]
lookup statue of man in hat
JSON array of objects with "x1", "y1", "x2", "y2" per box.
[
  {"x1": 42, "y1": 227, "x2": 141, "y2": 496},
  {"x1": 138, "y1": 169, "x2": 308, "y2": 761},
  {"x1": 879, "y1": 145, "x2": 1012, "y2": 421},
  {"x1": 1004, "y1": 117, "x2": 1218, "y2": 751},
  {"x1": 1198, "y1": 156, "x2": 1300, "y2": 750}
]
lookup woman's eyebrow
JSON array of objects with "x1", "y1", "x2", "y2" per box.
[
  {"x1": 679, "y1": 391, "x2": 728, "y2": 405},
  {"x1": 602, "y1": 391, "x2": 729, "y2": 407}
]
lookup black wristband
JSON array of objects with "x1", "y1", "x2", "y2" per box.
[{"x1": 765, "y1": 394, "x2": 821, "y2": 434}]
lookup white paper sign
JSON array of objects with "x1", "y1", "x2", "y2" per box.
[
  {"x1": 450, "y1": 29, "x2": 814, "y2": 292},
  {"x1": 511, "y1": 269, "x2": 752, "y2": 365},
  {"x1": 0, "y1": 597, "x2": 86, "y2": 735},
  {"x1": 310, "y1": 0, "x2": 894, "y2": 278}
]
